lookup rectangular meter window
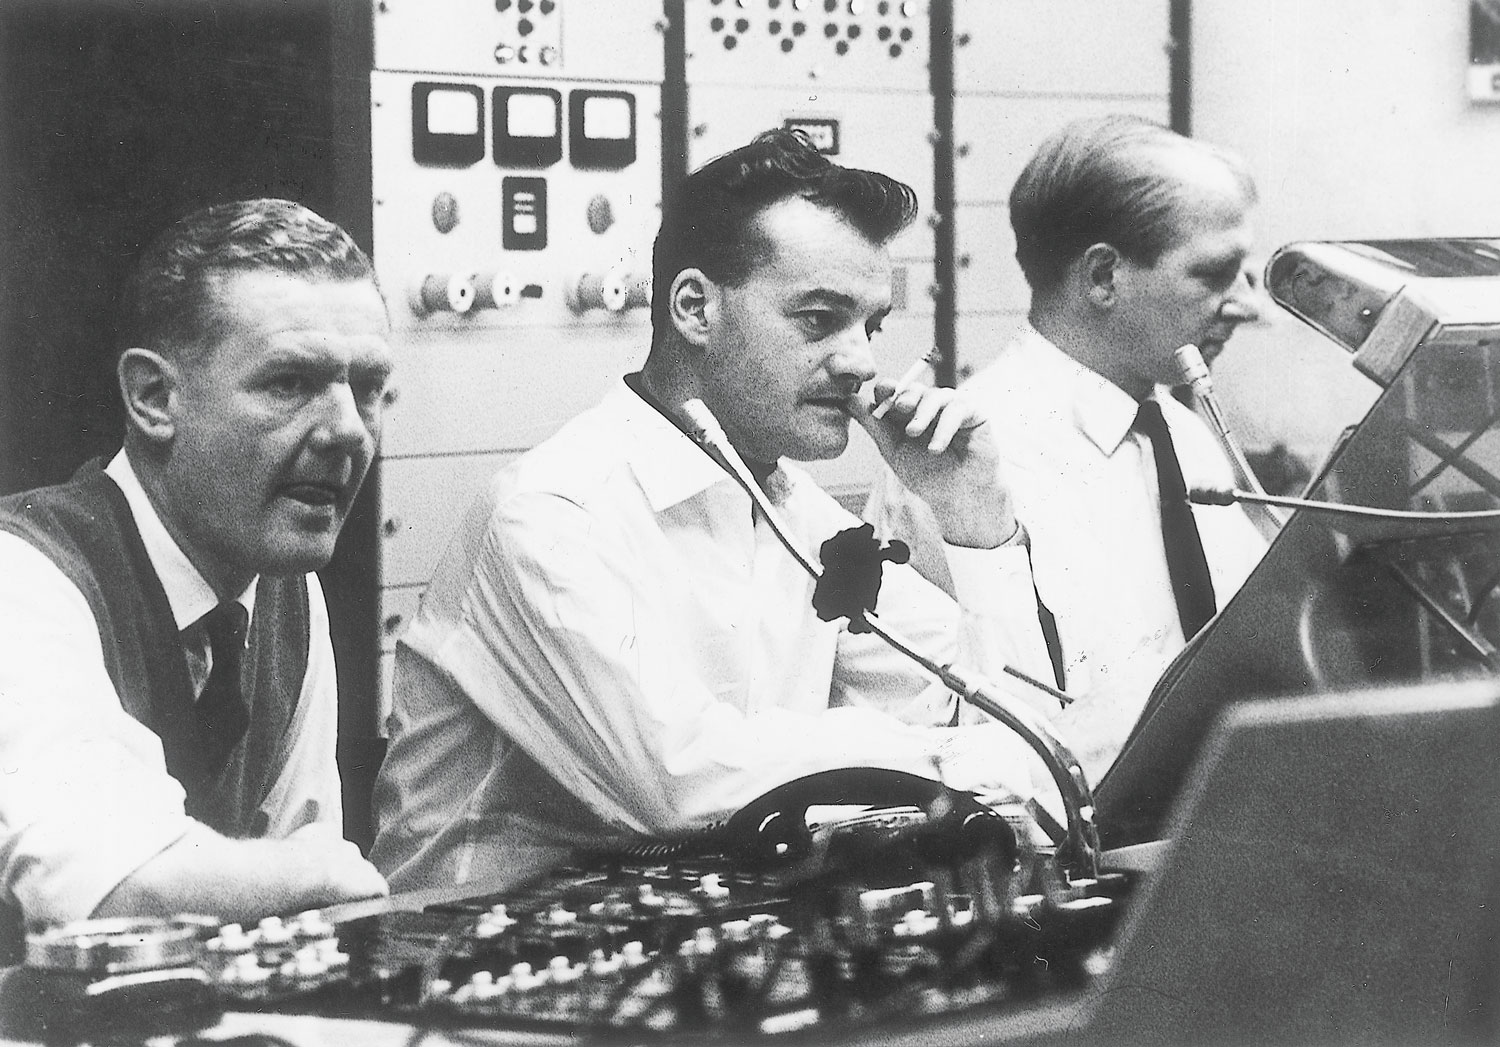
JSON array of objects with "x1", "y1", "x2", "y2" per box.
[
  {"x1": 494, "y1": 87, "x2": 563, "y2": 167},
  {"x1": 568, "y1": 90, "x2": 636, "y2": 169},
  {"x1": 412, "y1": 83, "x2": 485, "y2": 167}
]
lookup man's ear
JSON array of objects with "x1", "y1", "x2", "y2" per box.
[
  {"x1": 118, "y1": 348, "x2": 178, "y2": 446},
  {"x1": 668, "y1": 268, "x2": 717, "y2": 350},
  {"x1": 1081, "y1": 242, "x2": 1122, "y2": 308}
]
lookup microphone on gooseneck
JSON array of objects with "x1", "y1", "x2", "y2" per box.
[
  {"x1": 678, "y1": 397, "x2": 1103, "y2": 881},
  {"x1": 1174, "y1": 344, "x2": 1289, "y2": 527}
]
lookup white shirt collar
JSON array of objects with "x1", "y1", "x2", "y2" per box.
[
  {"x1": 608, "y1": 381, "x2": 744, "y2": 513},
  {"x1": 1015, "y1": 324, "x2": 1161, "y2": 458},
  {"x1": 104, "y1": 451, "x2": 256, "y2": 631}
]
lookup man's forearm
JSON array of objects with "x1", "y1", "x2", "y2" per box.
[{"x1": 91, "y1": 824, "x2": 386, "y2": 924}]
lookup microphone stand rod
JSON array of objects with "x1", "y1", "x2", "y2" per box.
[
  {"x1": 1192, "y1": 486, "x2": 1500, "y2": 525},
  {"x1": 1174, "y1": 344, "x2": 1289, "y2": 527}
]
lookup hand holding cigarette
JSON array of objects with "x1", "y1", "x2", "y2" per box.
[
  {"x1": 870, "y1": 347, "x2": 942, "y2": 420},
  {"x1": 853, "y1": 349, "x2": 1016, "y2": 548}
]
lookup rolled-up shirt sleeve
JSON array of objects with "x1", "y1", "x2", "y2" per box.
[{"x1": 0, "y1": 534, "x2": 191, "y2": 925}]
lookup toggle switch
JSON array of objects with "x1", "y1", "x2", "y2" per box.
[
  {"x1": 410, "y1": 273, "x2": 477, "y2": 316},
  {"x1": 566, "y1": 268, "x2": 649, "y2": 313}
]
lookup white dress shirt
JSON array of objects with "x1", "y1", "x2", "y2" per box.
[
  {"x1": 371, "y1": 381, "x2": 1056, "y2": 892},
  {"x1": 0, "y1": 452, "x2": 344, "y2": 926},
  {"x1": 867, "y1": 326, "x2": 1268, "y2": 781}
]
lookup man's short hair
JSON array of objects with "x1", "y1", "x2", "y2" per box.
[
  {"x1": 116, "y1": 198, "x2": 377, "y2": 358},
  {"x1": 1009, "y1": 115, "x2": 1257, "y2": 296},
  {"x1": 651, "y1": 128, "x2": 918, "y2": 332}
]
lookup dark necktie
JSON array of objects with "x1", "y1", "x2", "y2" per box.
[
  {"x1": 194, "y1": 602, "x2": 250, "y2": 774},
  {"x1": 1134, "y1": 399, "x2": 1217, "y2": 638}
]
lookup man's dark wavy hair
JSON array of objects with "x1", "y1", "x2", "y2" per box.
[
  {"x1": 651, "y1": 128, "x2": 918, "y2": 336},
  {"x1": 116, "y1": 198, "x2": 377, "y2": 359}
]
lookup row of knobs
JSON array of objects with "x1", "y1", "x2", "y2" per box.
[{"x1": 410, "y1": 269, "x2": 649, "y2": 316}]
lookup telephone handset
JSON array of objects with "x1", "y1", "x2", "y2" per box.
[{"x1": 713, "y1": 768, "x2": 1018, "y2": 880}]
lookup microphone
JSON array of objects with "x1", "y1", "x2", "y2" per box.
[
  {"x1": 678, "y1": 397, "x2": 1102, "y2": 881},
  {"x1": 1174, "y1": 344, "x2": 1289, "y2": 527}
]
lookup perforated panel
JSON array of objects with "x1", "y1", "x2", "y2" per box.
[
  {"x1": 374, "y1": 0, "x2": 664, "y2": 81},
  {"x1": 685, "y1": 0, "x2": 929, "y2": 91}
]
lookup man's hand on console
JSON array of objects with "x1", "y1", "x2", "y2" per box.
[{"x1": 91, "y1": 824, "x2": 388, "y2": 925}]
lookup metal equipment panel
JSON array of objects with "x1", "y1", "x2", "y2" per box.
[
  {"x1": 377, "y1": 328, "x2": 649, "y2": 459},
  {"x1": 683, "y1": 0, "x2": 930, "y2": 93},
  {"x1": 954, "y1": 202, "x2": 1028, "y2": 317},
  {"x1": 379, "y1": 586, "x2": 425, "y2": 654},
  {"x1": 953, "y1": 94, "x2": 1169, "y2": 205},
  {"x1": 379, "y1": 451, "x2": 522, "y2": 590},
  {"x1": 371, "y1": 72, "x2": 661, "y2": 340},
  {"x1": 373, "y1": 0, "x2": 665, "y2": 82},
  {"x1": 368, "y1": 12, "x2": 663, "y2": 711},
  {"x1": 956, "y1": 312, "x2": 1027, "y2": 379},
  {"x1": 953, "y1": 0, "x2": 1171, "y2": 97}
]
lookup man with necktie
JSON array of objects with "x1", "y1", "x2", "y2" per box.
[
  {"x1": 0, "y1": 199, "x2": 392, "y2": 956},
  {"x1": 867, "y1": 115, "x2": 1269, "y2": 780}
]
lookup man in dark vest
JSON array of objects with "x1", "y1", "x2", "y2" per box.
[{"x1": 0, "y1": 199, "x2": 391, "y2": 952}]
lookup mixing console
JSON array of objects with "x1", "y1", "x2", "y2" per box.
[{"x1": 19, "y1": 802, "x2": 1130, "y2": 1042}]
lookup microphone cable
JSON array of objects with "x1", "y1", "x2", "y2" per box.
[{"x1": 678, "y1": 397, "x2": 1102, "y2": 880}]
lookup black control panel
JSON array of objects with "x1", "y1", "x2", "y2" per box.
[{"x1": 16, "y1": 802, "x2": 1130, "y2": 1043}]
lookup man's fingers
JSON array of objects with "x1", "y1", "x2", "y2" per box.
[
  {"x1": 927, "y1": 397, "x2": 974, "y2": 453},
  {"x1": 870, "y1": 353, "x2": 938, "y2": 419},
  {"x1": 902, "y1": 388, "x2": 948, "y2": 440},
  {"x1": 868, "y1": 377, "x2": 899, "y2": 407},
  {"x1": 879, "y1": 387, "x2": 985, "y2": 454}
]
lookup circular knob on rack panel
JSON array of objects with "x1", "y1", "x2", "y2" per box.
[
  {"x1": 410, "y1": 273, "x2": 478, "y2": 316},
  {"x1": 430, "y1": 192, "x2": 460, "y2": 234},
  {"x1": 567, "y1": 269, "x2": 650, "y2": 314},
  {"x1": 585, "y1": 194, "x2": 615, "y2": 234},
  {"x1": 474, "y1": 271, "x2": 520, "y2": 310}
]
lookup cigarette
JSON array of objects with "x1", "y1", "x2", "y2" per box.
[{"x1": 871, "y1": 348, "x2": 940, "y2": 419}]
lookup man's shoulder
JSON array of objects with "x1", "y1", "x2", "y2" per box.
[
  {"x1": 0, "y1": 460, "x2": 113, "y2": 521},
  {"x1": 448, "y1": 393, "x2": 654, "y2": 560},
  {"x1": 502, "y1": 395, "x2": 639, "y2": 504},
  {"x1": 0, "y1": 461, "x2": 123, "y2": 576},
  {"x1": 959, "y1": 349, "x2": 1071, "y2": 451},
  {"x1": 961, "y1": 338, "x2": 1055, "y2": 406}
]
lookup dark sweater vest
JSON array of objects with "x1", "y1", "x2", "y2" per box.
[{"x1": 0, "y1": 460, "x2": 309, "y2": 839}]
